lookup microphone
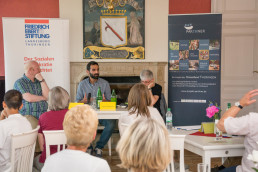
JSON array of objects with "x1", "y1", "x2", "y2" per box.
[{"x1": 87, "y1": 93, "x2": 91, "y2": 104}]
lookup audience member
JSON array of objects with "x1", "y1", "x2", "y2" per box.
[
  {"x1": 116, "y1": 118, "x2": 171, "y2": 172},
  {"x1": 140, "y1": 69, "x2": 162, "y2": 115},
  {"x1": 33, "y1": 86, "x2": 70, "y2": 172},
  {"x1": 217, "y1": 89, "x2": 258, "y2": 172},
  {"x1": 42, "y1": 105, "x2": 111, "y2": 172},
  {"x1": 0, "y1": 90, "x2": 32, "y2": 171},
  {"x1": 14, "y1": 60, "x2": 49, "y2": 119},
  {"x1": 118, "y1": 83, "x2": 164, "y2": 136},
  {"x1": 76, "y1": 61, "x2": 115, "y2": 157}
]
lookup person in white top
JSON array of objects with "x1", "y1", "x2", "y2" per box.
[
  {"x1": 119, "y1": 83, "x2": 165, "y2": 136},
  {"x1": 217, "y1": 89, "x2": 258, "y2": 172},
  {"x1": 42, "y1": 105, "x2": 111, "y2": 172},
  {"x1": 0, "y1": 89, "x2": 32, "y2": 171}
]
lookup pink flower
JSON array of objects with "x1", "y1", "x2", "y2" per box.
[{"x1": 206, "y1": 106, "x2": 219, "y2": 118}]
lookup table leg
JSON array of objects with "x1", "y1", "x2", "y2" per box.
[{"x1": 202, "y1": 153, "x2": 211, "y2": 172}]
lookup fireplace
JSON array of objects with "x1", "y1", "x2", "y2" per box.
[{"x1": 70, "y1": 62, "x2": 167, "y2": 102}]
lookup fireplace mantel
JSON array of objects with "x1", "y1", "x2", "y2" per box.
[{"x1": 70, "y1": 62, "x2": 167, "y2": 101}]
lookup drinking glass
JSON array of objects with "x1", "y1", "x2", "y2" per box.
[
  {"x1": 197, "y1": 163, "x2": 208, "y2": 172},
  {"x1": 90, "y1": 97, "x2": 96, "y2": 110}
]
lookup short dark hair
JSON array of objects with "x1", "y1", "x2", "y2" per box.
[
  {"x1": 4, "y1": 90, "x2": 23, "y2": 109},
  {"x1": 86, "y1": 61, "x2": 98, "y2": 71}
]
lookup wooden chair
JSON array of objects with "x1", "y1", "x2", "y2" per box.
[
  {"x1": 43, "y1": 130, "x2": 67, "y2": 158},
  {"x1": 10, "y1": 125, "x2": 40, "y2": 172},
  {"x1": 165, "y1": 134, "x2": 186, "y2": 172}
]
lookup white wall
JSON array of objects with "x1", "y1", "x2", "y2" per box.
[{"x1": 59, "y1": 0, "x2": 169, "y2": 62}]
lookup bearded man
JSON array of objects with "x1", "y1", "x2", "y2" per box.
[{"x1": 76, "y1": 61, "x2": 115, "y2": 158}]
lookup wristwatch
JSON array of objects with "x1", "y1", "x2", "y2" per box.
[
  {"x1": 39, "y1": 79, "x2": 45, "y2": 83},
  {"x1": 235, "y1": 102, "x2": 243, "y2": 109}
]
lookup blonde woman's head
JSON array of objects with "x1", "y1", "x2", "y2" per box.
[
  {"x1": 63, "y1": 105, "x2": 98, "y2": 149},
  {"x1": 116, "y1": 118, "x2": 171, "y2": 172},
  {"x1": 128, "y1": 83, "x2": 151, "y2": 117}
]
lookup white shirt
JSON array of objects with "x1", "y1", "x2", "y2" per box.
[
  {"x1": 42, "y1": 149, "x2": 111, "y2": 172},
  {"x1": 118, "y1": 106, "x2": 165, "y2": 136},
  {"x1": 0, "y1": 114, "x2": 32, "y2": 172},
  {"x1": 224, "y1": 112, "x2": 258, "y2": 172}
]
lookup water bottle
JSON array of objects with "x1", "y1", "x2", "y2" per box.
[
  {"x1": 111, "y1": 89, "x2": 117, "y2": 104},
  {"x1": 96, "y1": 87, "x2": 102, "y2": 109},
  {"x1": 166, "y1": 108, "x2": 173, "y2": 130}
]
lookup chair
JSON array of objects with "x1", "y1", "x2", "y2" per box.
[
  {"x1": 97, "y1": 126, "x2": 112, "y2": 156},
  {"x1": 10, "y1": 125, "x2": 40, "y2": 172},
  {"x1": 165, "y1": 134, "x2": 186, "y2": 172},
  {"x1": 160, "y1": 93, "x2": 168, "y2": 122},
  {"x1": 43, "y1": 130, "x2": 67, "y2": 158}
]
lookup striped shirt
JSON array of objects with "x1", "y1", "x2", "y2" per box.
[
  {"x1": 13, "y1": 74, "x2": 48, "y2": 119},
  {"x1": 76, "y1": 77, "x2": 111, "y2": 102}
]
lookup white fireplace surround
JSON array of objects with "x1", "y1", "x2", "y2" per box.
[{"x1": 70, "y1": 62, "x2": 167, "y2": 102}]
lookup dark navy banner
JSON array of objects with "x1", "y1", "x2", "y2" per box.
[{"x1": 168, "y1": 14, "x2": 222, "y2": 126}]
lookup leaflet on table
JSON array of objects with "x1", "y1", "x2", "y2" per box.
[{"x1": 175, "y1": 125, "x2": 201, "y2": 131}]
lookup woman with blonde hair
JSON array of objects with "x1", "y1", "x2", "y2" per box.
[
  {"x1": 116, "y1": 118, "x2": 171, "y2": 172},
  {"x1": 33, "y1": 86, "x2": 70, "y2": 171},
  {"x1": 118, "y1": 83, "x2": 164, "y2": 135},
  {"x1": 42, "y1": 105, "x2": 111, "y2": 172}
]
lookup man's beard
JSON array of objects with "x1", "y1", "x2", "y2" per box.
[{"x1": 90, "y1": 73, "x2": 99, "y2": 79}]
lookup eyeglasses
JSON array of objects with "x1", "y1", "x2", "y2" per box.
[{"x1": 141, "y1": 80, "x2": 151, "y2": 84}]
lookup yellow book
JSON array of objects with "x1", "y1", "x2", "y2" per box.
[
  {"x1": 100, "y1": 102, "x2": 116, "y2": 110},
  {"x1": 68, "y1": 102, "x2": 84, "y2": 109}
]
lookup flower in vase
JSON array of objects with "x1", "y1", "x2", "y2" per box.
[{"x1": 206, "y1": 102, "x2": 221, "y2": 119}]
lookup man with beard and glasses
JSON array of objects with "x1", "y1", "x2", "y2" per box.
[{"x1": 76, "y1": 61, "x2": 115, "y2": 158}]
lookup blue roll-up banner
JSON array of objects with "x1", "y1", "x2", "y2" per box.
[{"x1": 168, "y1": 14, "x2": 222, "y2": 126}]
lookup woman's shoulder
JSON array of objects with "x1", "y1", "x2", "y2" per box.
[
  {"x1": 148, "y1": 106, "x2": 160, "y2": 113},
  {"x1": 40, "y1": 109, "x2": 68, "y2": 120}
]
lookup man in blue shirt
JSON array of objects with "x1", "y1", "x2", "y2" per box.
[
  {"x1": 14, "y1": 61, "x2": 49, "y2": 119},
  {"x1": 76, "y1": 61, "x2": 115, "y2": 157}
]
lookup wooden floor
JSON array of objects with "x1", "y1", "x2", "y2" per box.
[{"x1": 94, "y1": 133, "x2": 224, "y2": 172}]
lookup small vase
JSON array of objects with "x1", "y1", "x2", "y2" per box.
[{"x1": 213, "y1": 113, "x2": 220, "y2": 134}]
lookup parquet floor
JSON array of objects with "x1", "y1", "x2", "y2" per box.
[{"x1": 94, "y1": 133, "x2": 225, "y2": 172}]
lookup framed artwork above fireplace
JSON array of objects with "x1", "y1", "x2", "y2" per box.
[{"x1": 83, "y1": 0, "x2": 145, "y2": 59}]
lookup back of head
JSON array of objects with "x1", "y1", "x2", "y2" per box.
[
  {"x1": 48, "y1": 86, "x2": 70, "y2": 111},
  {"x1": 116, "y1": 118, "x2": 171, "y2": 172},
  {"x1": 128, "y1": 83, "x2": 151, "y2": 117},
  {"x1": 86, "y1": 61, "x2": 98, "y2": 71},
  {"x1": 140, "y1": 69, "x2": 153, "y2": 81},
  {"x1": 63, "y1": 105, "x2": 98, "y2": 149},
  {"x1": 4, "y1": 90, "x2": 23, "y2": 110}
]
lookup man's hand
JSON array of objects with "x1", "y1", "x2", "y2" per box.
[
  {"x1": 79, "y1": 93, "x2": 88, "y2": 104},
  {"x1": 35, "y1": 73, "x2": 44, "y2": 81},
  {"x1": 0, "y1": 110, "x2": 7, "y2": 120},
  {"x1": 102, "y1": 94, "x2": 109, "y2": 102},
  {"x1": 148, "y1": 80, "x2": 155, "y2": 89},
  {"x1": 239, "y1": 89, "x2": 258, "y2": 107}
]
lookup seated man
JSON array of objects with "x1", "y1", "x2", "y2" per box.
[
  {"x1": 76, "y1": 61, "x2": 115, "y2": 157},
  {"x1": 140, "y1": 69, "x2": 162, "y2": 115},
  {"x1": 217, "y1": 89, "x2": 258, "y2": 172},
  {"x1": 42, "y1": 105, "x2": 111, "y2": 172},
  {"x1": 0, "y1": 90, "x2": 32, "y2": 171}
]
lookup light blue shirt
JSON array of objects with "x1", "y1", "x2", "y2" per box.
[{"x1": 76, "y1": 78, "x2": 111, "y2": 102}]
